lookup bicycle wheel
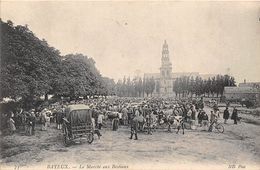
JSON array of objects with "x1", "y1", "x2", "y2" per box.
[
  {"x1": 87, "y1": 132, "x2": 94, "y2": 144},
  {"x1": 183, "y1": 122, "x2": 191, "y2": 130},
  {"x1": 215, "y1": 124, "x2": 224, "y2": 133}
]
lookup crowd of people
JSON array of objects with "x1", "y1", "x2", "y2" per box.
[{"x1": 4, "y1": 97, "x2": 240, "y2": 140}]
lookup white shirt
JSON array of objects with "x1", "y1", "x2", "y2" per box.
[
  {"x1": 92, "y1": 118, "x2": 95, "y2": 128},
  {"x1": 118, "y1": 112, "x2": 122, "y2": 119},
  {"x1": 98, "y1": 114, "x2": 104, "y2": 124}
]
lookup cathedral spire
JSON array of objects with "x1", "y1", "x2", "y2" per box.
[
  {"x1": 160, "y1": 40, "x2": 172, "y2": 78},
  {"x1": 162, "y1": 40, "x2": 169, "y2": 59},
  {"x1": 163, "y1": 40, "x2": 167, "y2": 47}
]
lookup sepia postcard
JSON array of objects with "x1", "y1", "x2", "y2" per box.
[{"x1": 1, "y1": 1, "x2": 260, "y2": 170}]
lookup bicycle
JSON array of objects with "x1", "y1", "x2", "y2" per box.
[
  {"x1": 208, "y1": 119, "x2": 224, "y2": 133},
  {"x1": 182, "y1": 117, "x2": 193, "y2": 130}
]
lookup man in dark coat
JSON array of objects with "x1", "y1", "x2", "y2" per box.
[
  {"x1": 223, "y1": 107, "x2": 230, "y2": 124},
  {"x1": 25, "y1": 111, "x2": 36, "y2": 135},
  {"x1": 129, "y1": 115, "x2": 138, "y2": 140},
  {"x1": 231, "y1": 107, "x2": 238, "y2": 124},
  {"x1": 127, "y1": 108, "x2": 133, "y2": 125},
  {"x1": 56, "y1": 108, "x2": 64, "y2": 130},
  {"x1": 197, "y1": 109, "x2": 203, "y2": 125}
]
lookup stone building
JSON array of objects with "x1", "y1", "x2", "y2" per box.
[
  {"x1": 144, "y1": 40, "x2": 200, "y2": 97},
  {"x1": 223, "y1": 81, "x2": 260, "y2": 105}
]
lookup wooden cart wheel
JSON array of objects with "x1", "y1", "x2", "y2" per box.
[
  {"x1": 87, "y1": 132, "x2": 94, "y2": 144},
  {"x1": 216, "y1": 124, "x2": 224, "y2": 133}
]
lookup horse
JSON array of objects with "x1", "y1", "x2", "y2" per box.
[
  {"x1": 157, "y1": 110, "x2": 185, "y2": 135},
  {"x1": 106, "y1": 111, "x2": 119, "y2": 120}
]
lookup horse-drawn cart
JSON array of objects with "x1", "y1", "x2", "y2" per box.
[{"x1": 62, "y1": 104, "x2": 94, "y2": 146}]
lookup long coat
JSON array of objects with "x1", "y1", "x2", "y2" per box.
[
  {"x1": 56, "y1": 110, "x2": 64, "y2": 124},
  {"x1": 223, "y1": 109, "x2": 230, "y2": 120},
  {"x1": 231, "y1": 109, "x2": 238, "y2": 120},
  {"x1": 130, "y1": 117, "x2": 139, "y2": 133}
]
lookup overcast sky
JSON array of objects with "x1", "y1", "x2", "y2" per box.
[{"x1": 2, "y1": 1, "x2": 260, "y2": 83}]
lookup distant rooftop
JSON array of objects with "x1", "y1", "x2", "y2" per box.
[{"x1": 224, "y1": 86, "x2": 260, "y2": 94}]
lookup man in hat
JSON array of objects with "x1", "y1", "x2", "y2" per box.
[
  {"x1": 29, "y1": 109, "x2": 36, "y2": 134},
  {"x1": 40, "y1": 109, "x2": 47, "y2": 131},
  {"x1": 127, "y1": 107, "x2": 133, "y2": 125},
  {"x1": 97, "y1": 112, "x2": 104, "y2": 130},
  {"x1": 121, "y1": 106, "x2": 128, "y2": 125},
  {"x1": 56, "y1": 107, "x2": 64, "y2": 130},
  {"x1": 129, "y1": 114, "x2": 138, "y2": 140},
  {"x1": 223, "y1": 107, "x2": 230, "y2": 124},
  {"x1": 231, "y1": 107, "x2": 238, "y2": 124}
]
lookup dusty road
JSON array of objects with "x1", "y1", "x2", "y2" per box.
[{"x1": 1, "y1": 107, "x2": 260, "y2": 170}]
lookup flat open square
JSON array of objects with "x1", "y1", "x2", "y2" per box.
[{"x1": 1, "y1": 108, "x2": 259, "y2": 170}]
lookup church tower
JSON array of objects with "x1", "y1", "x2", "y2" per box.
[
  {"x1": 159, "y1": 40, "x2": 173, "y2": 96},
  {"x1": 160, "y1": 40, "x2": 172, "y2": 78}
]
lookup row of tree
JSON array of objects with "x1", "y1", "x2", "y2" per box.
[
  {"x1": 173, "y1": 75, "x2": 236, "y2": 98},
  {"x1": 0, "y1": 19, "x2": 115, "y2": 109},
  {"x1": 116, "y1": 77, "x2": 156, "y2": 97},
  {"x1": 115, "y1": 74, "x2": 236, "y2": 98}
]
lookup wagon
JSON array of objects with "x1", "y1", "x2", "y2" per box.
[{"x1": 62, "y1": 104, "x2": 94, "y2": 146}]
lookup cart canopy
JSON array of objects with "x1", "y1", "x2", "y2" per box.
[{"x1": 65, "y1": 104, "x2": 92, "y2": 125}]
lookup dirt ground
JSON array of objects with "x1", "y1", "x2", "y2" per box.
[{"x1": 1, "y1": 106, "x2": 260, "y2": 170}]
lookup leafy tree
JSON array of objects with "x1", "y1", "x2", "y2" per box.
[
  {"x1": 1, "y1": 20, "x2": 61, "y2": 108},
  {"x1": 0, "y1": 20, "x2": 112, "y2": 107}
]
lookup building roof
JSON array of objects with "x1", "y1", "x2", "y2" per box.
[
  {"x1": 224, "y1": 86, "x2": 260, "y2": 94},
  {"x1": 172, "y1": 72, "x2": 200, "y2": 78},
  {"x1": 239, "y1": 82, "x2": 260, "y2": 88},
  {"x1": 144, "y1": 72, "x2": 202, "y2": 79},
  {"x1": 144, "y1": 73, "x2": 160, "y2": 79},
  {"x1": 66, "y1": 104, "x2": 90, "y2": 111}
]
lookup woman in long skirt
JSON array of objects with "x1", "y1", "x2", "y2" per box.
[{"x1": 112, "y1": 114, "x2": 119, "y2": 131}]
